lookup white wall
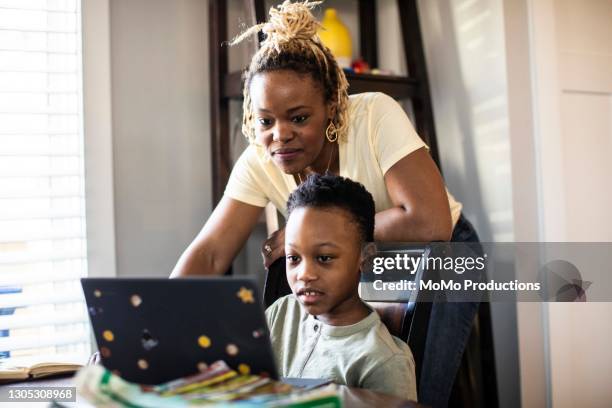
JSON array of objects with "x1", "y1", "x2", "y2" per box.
[
  {"x1": 82, "y1": 0, "x2": 117, "y2": 279},
  {"x1": 109, "y1": 0, "x2": 211, "y2": 277}
]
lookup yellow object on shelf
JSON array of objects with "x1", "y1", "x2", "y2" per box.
[{"x1": 317, "y1": 8, "x2": 352, "y2": 69}]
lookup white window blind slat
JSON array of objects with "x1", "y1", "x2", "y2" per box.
[
  {"x1": 0, "y1": 1, "x2": 78, "y2": 12},
  {"x1": 0, "y1": 154, "x2": 82, "y2": 159},
  {"x1": 0, "y1": 9, "x2": 77, "y2": 33},
  {"x1": 0, "y1": 114, "x2": 79, "y2": 134},
  {"x1": 0, "y1": 72, "x2": 78, "y2": 92},
  {"x1": 0, "y1": 289, "x2": 84, "y2": 309},
  {"x1": 0, "y1": 213, "x2": 84, "y2": 222},
  {"x1": 0, "y1": 183, "x2": 82, "y2": 200},
  {"x1": 0, "y1": 174, "x2": 83, "y2": 179},
  {"x1": 0, "y1": 218, "x2": 84, "y2": 242},
  {"x1": 0, "y1": 194, "x2": 84, "y2": 201},
  {"x1": 0, "y1": 51, "x2": 78, "y2": 73},
  {"x1": 0, "y1": 0, "x2": 89, "y2": 365},
  {"x1": 0, "y1": 246, "x2": 84, "y2": 266},
  {"x1": 0, "y1": 135, "x2": 80, "y2": 155},
  {"x1": 0, "y1": 309, "x2": 86, "y2": 330},
  {"x1": 0, "y1": 92, "x2": 79, "y2": 113},
  {"x1": 0, "y1": 30, "x2": 77, "y2": 53},
  {"x1": 0, "y1": 235, "x2": 85, "y2": 245},
  {"x1": 0, "y1": 156, "x2": 82, "y2": 177},
  {"x1": 0, "y1": 330, "x2": 89, "y2": 352},
  {"x1": 0, "y1": 267, "x2": 84, "y2": 286},
  {"x1": 0, "y1": 48, "x2": 77, "y2": 56}
]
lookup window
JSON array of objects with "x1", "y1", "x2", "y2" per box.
[{"x1": 0, "y1": 0, "x2": 89, "y2": 366}]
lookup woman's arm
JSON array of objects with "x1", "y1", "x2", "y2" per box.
[
  {"x1": 170, "y1": 197, "x2": 264, "y2": 277},
  {"x1": 375, "y1": 147, "x2": 453, "y2": 242}
]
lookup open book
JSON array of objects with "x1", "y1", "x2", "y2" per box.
[{"x1": 0, "y1": 361, "x2": 82, "y2": 382}]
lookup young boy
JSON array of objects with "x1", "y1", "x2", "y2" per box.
[{"x1": 265, "y1": 174, "x2": 417, "y2": 401}]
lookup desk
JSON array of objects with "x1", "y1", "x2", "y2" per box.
[{"x1": 0, "y1": 375, "x2": 426, "y2": 408}]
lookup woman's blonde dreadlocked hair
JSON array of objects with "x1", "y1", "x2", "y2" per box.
[{"x1": 231, "y1": 1, "x2": 350, "y2": 143}]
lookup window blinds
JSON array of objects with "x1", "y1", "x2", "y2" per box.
[{"x1": 0, "y1": 0, "x2": 89, "y2": 366}]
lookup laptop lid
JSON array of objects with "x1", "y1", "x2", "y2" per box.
[{"x1": 81, "y1": 277, "x2": 278, "y2": 385}]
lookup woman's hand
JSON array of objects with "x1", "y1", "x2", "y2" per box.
[{"x1": 261, "y1": 226, "x2": 286, "y2": 268}]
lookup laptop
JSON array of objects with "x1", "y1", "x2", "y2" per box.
[{"x1": 81, "y1": 277, "x2": 282, "y2": 385}]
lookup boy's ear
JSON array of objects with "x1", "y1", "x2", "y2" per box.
[{"x1": 360, "y1": 242, "x2": 377, "y2": 270}]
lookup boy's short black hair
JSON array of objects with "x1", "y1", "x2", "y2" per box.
[{"x1": 287, "y1": 174, "x2": 375, "y2": 243}]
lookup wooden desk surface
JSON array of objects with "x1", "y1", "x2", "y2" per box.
[{"x1": 0, "y1": 375, "x2": 426, "y2": 408}]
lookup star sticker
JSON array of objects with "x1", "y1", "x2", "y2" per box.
[{"x1": 236, "y1": 287, "x2": 254, "y2": 304}]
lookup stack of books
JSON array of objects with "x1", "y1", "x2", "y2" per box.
[{"x1": 75, "y1": 361, "x2": 341, "y2": 407}]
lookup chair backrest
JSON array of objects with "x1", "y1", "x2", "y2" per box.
[
  {"x1": 263, "y1": 257, "x2": 292, "y2": 308},
  {"x1": 365, "y1": 301, "x2": 411, "y2": 340}
]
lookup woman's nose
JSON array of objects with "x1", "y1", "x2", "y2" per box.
[{"x1": 272, "y1": 121, "x2": 293, "y2": 143}]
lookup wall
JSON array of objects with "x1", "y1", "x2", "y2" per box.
[
  {"x1": 82, "y1": 0, "x2": 117, "y2": 279},
  {"x1": 109, "y1": 0, "x2": 211, "y2": 277}
]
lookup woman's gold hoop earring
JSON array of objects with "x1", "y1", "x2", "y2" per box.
[{"x1": 326, "y1": 122, "x2": 338, "y2": 143}]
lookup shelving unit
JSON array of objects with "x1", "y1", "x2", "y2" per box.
[{"x1": 208, "y1": 0, "x2": 440, "y2": 203}]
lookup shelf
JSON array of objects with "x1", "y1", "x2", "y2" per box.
[{"x1": 222, "y1": 71, "x2": 420, "y2": 100}]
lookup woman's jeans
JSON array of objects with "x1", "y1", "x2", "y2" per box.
[{"x1": 419, "y1": 214, "x2": 481, "y2": 408}]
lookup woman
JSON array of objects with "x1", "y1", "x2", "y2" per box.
[{"x1": 172, "y1": 2, "x2": 476, "y2": 406}]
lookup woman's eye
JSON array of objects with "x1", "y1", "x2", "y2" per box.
[
  {"x1": 292, "y1": 115, "x2": 308, "y2": 124},
  {"x1": 258, "y1": 118, "x2": 272, "y2": 126},
  {"x1": 317, "y1": 255, "x2": 333, "y2": 263}
]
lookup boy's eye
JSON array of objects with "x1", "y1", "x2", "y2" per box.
[
  {"x1": 292, "y1": 115, "x2": 308, "y2": 124},
  {"x1": 317, "y1": 255, "x2": 333, "y2": 263},
  {"x1": 286, "y1": 255, "x2": 300, "y2": 264}
]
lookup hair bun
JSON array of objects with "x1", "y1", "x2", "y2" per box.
[
  {"x1": 263, "y1": 1, "x2": 322, "y2": 44},
  {"x1": 231, "y1": 1, "x2": 323, "y2": 47}
]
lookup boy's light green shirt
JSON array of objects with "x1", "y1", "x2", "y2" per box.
[{"x1": 265, "y1": 295, "x2": 418, "y2": 401}]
